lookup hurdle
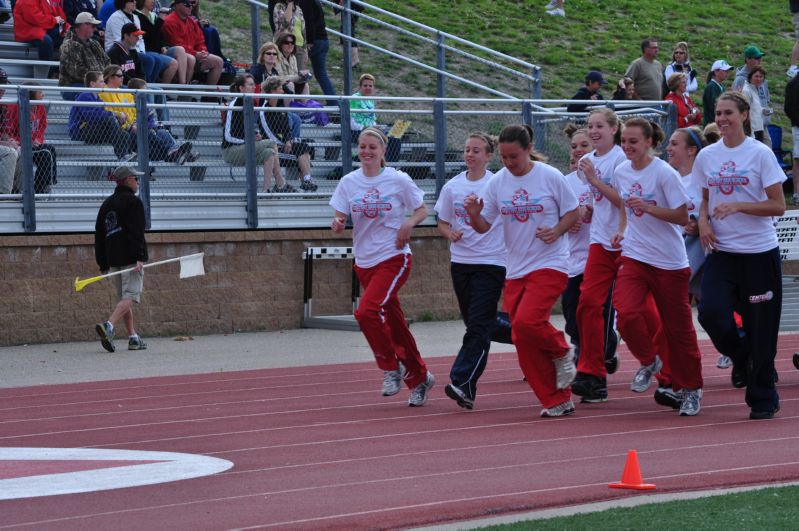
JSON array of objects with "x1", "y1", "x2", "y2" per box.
[{"x1": 302, "y1": 246, "x2": 361, "y2": 331}]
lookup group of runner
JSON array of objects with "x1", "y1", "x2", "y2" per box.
[{"x1": 329, "y1": 90, "x2": 786, "y2": 421}]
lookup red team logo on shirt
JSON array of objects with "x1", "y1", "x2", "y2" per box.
[
  {"x1": 500, "y1": 188, "x2": 543, "y2": 222},
  {"x1": 589, "y1": 167, "x2": 613, "y2": 202},
  {"x1": 707, "y1": 160, "x2": 750, "y2": 195},
  {"x1": 453, "y1": 200, "x2": 472, "y2": 226},
  {"x1": 624, "y1": 182, "x2": 657, "y2": 217},
  {"x1": 352, "y1": 187, "x2": 393, "y2": 218}
]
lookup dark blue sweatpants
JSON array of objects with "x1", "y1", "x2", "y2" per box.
[
  {"x1": 698, "y1": 247, "x2": 781, "y2": 414},
  {"x1": 449, "y1": 262, "x2": 506, "y2": 400}
]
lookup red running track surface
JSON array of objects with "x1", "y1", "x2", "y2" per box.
[{"x1": 1, "y1": 337, "x2": 799, "y2": 530}]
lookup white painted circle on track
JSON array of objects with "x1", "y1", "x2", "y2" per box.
[{"x1": 0, "y1": 448, "x2": 233, "y2": 500}]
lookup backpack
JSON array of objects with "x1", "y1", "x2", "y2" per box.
[{"x1": 289, "y1": 99, "x2": 330, "y2": 126}]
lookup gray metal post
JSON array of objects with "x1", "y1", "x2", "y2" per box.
[
  {"x1": 436, "y1": 32, "x2": 445, "y2": 99},
  {"x1": 18, "y1": 88, "x2": 35, "y2": 232},
  {"x1": 342, "y1": 0, "x2": 353, "y2": 96},
  {"x1": 664, "y1": 102, "x2": 678, "y2": 152},
  {"x1": 243, "y1": 95, "x2": 259, "y2": 229},
  {"x1": 251, "y1": 3, "x2": 261, "y2": 66},
  {"x1": 135, "y1": 92, "x2": 151, "y2": 229},
  {"x1": 433, "y1": 99, "x2": 446, "y2": 195},
  {"x1": 521, "y1": 100, "x2": 533, "y2": 127},
  {"x1": 339, "y1": 98, "x2": 353, "y2": 175}
]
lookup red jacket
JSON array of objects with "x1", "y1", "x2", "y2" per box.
[
  {"x1": 666, "y1": 92, "x2": 702, "y2": 128},
  {"x1": 161, "y1": 11, "x2": 207, "y2": 56},
  {"x1": 3, "y1": 104, "x2": 48, "y2": 146},
  {"x1": 13, "y1": 0, "x2": 69, "y2": 42}
]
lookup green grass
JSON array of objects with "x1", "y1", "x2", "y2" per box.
[
  {"x1": 204, "y1": 0, "x2": 796, "y2": 141},
  {"x1": 478, "y1": 485, "x2": 799, "y2": 530}
]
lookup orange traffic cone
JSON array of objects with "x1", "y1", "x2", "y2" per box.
[{"x1": 608, "y1": 449, "x2": 656, "y2": 490}]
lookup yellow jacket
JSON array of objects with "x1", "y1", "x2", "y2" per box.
[{"x1": 98, "y1": 91, "x2": 136, "y2": 130}]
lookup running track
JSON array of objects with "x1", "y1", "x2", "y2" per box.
[{"x1": 1, "y1": 337, "x2": 799, "y2": 530}]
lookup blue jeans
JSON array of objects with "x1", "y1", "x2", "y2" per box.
[
  {"x1": 287, "y1": 112, "x2": 302, "y2": 140},
  {"x1": 148, "y1": 128, "x2": 176, "y2": 160},
  {"x1": 29, "y1": 27, "x2": 62, "y2": 61},
  {"x1": 141, "y1": 51, "x2": 174, "y2": 82},
  {"x1": 448, "y1": 262, "x2": 506, "y2": 400},
  {"x1": 308, "y1": 39, "x2": 336, "y2": 105}
]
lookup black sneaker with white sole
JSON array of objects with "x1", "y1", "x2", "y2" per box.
[
  {"x1": 654, "y1": 385, "x2": 681, "y2": 409},
  {"x1": 445, "y1": 384, "x2": 474, "y2": 410},
  {"x1": 571, "y1": 373, "x2": 608, "y2": 403}
]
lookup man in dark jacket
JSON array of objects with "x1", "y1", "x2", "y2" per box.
[
  {"x1": 106, "y1": 22, "x2": 146, "y2": 84},
  {"x1": 785, "y1": 74, "x2": 799, "y2": 204},
  {"x1": 94, "y1": 165, "x2": 148, "y2": 352},
  {"x1": 566, "y1": 70, "x2": 606, "y2": 113}
]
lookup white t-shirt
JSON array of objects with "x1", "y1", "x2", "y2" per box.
[
  {"x1": 616, "y1": 157, "x2": 690, "y2": 270},
  {"x1": 329, "y1": 167, "x2": 425, "y2": 268},
  {"x1": 481, "y1": 162, "x2": 578, "y2": 279},
  {"x1": 693, "y1": 137, "x2": 786, "y2": 253},
  {"x1": 564, "y1": 170, "x2": 593, "y2": 277},
  {"x1": 434, "y1": 170, "x2": 506, "y2": 267},
  {"x1": 581, "y1": 145, "x2": 626, "y2": 250},
  {"x1": 681, "y1": 170, "x2": 702, "y2": 219}
]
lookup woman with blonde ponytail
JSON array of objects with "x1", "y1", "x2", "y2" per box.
[{"x1": 329, "y1": 126, "x2": 435, "y2": 407}]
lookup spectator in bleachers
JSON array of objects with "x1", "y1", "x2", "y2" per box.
[
  {"x1": 13, "y1": 0, "x2": 69, "y2": 68},
  {"x1": 702, "y1": 59, "x2": 732, "y2": 125},
  {"x1": 126, "y1": 77, "x2": 195, "y2": 163},
  {"x1": 98, "y1": 0, "x2": 115, "y2": 27},
  {"x1": 189, "y1": 0, "x2": 224, "y2": 62},
  {"x1": 107, "y1": 22, "x2": 147, "y2": 84},
  {"x1": 663, "y1": 42, "x2": 698, "y2": 97},
  {"x1": 260, "y1": 76, "x2": 317, "y2": 191},
  {"x1": 732, "y1": 45, "x2": 764, "y2": 92},
  {"x1": 612, "y1": 76, "x2": 637, "y2": 101},
  {"x1": 742, "y1": 67, "x2": 767, "y2": 143},
  {"x1": 59, "y1": 11, "x2": 108, "y2": 99},
  {"x1": 0, "y1": 68, "x2": 20, "y2": 195},
  {"x1": 349, "y1": 73, "x2": 400, "y2": 161},
  {"x1": 785, "y1": 70, "x2": 799, "y2": 204},
  {"x1": 161, "y1": 0, "x2": 222, "y2": 85},
  {"x1": 106, "y1": 0, "x2": 178, "y2": 84},
  {"x1": 64, "y1": 0, "x2": 101, "y2": 34},
  {"x1": 251, "y1": 42, "x2": 281, "y2": 85},
  {"x1": 274, "y1": 32, "x2": 311, "y2": 95},
  {"x1": 267, "y1": 0, "x2": 279, "y2": 33},
  {"x1": 625, "y1": 38, "x2": 664, "y2": 101},
  {"x1": 223, "y1": 74, "x2": 292, "y2": 193},
  {"x1": 665, "y1": 73, "x2": 702, "y2": 128},
  {"x1": 273, "y1": 0, "x2": 307, "y2": 71},
  {"x1": 136, "y1": 0, "x2": 193, "y2": 84},
  {"x1": 68, "y1": 70, "x2": 135, "y2": 161},
  {"x1": 298, "y1": 0, "x2": 336, "y2": 104},
  {"x1": 566, "y1": 70, "x2": 606, "y2": 113},
  {"x1": 2, "y1": 82, "x2": 57, "y2": 193}
]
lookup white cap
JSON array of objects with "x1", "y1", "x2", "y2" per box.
[
  {"x1": 75, "y1": 12, "x2": 101, "y2": 24},
  {"x1": 711, "y1": 60, "x2": 733, "y2": 71}
]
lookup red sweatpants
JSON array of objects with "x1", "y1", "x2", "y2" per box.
[
  {"x1": 576, "y1": 244, "x2": 666, "y2": 378},
  {"x1": 504, "y1": 268, "x2": 571, "y2": 409},
  {"x1": 354, "y1": 253, "x2": 428, "y2": 389},
  {"x1": 613, "y1": 257, "x2": 703, "y2": 391}
]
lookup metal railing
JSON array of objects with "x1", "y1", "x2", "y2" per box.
[
  {"x1": 0, "y1": 84, "x2": 676, "y2": 234},
  {"x1": 246, "y1": 0, "x2": 542, "y2": 101}
]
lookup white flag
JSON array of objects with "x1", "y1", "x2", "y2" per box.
[{"x1": 179, "y1": 253, "x2": 205, "y2": 279}]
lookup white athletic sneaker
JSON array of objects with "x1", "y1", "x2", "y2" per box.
[
  {"x1": 788, "y1": 65, "x2": 799, "y2": 79},
  {"x1": 546, "y1": 7, "x2": 565, "y2": 16},
  {"x1": 716, "y1": 354, "x2": 733, "y2": 369},
  {"x1": 540, "y1": 400, "x2": 575, "y2": 418},
  {"x1": 553, "y1": 349, "x2": 577, "y2": 389},
  {"x1": 631, "y1": 355, "x2": 662, "y2": 393},
  {"x1": 408, "y1": 371, "x2": 435, "y2": 407},
  {"x1": 381, "y1": 370, "x2": 402, "y2": 396}
]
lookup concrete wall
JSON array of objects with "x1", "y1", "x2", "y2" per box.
[{"x1": 0, "y1": 229, "x2": 460, "y2": 346}]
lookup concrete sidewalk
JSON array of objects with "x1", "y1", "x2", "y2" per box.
[{"x1": 0, "y1": 311, "x2": 710, "y2": 389}]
